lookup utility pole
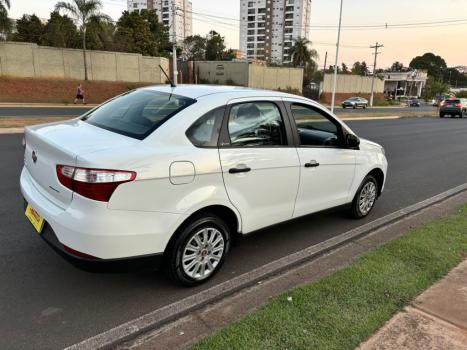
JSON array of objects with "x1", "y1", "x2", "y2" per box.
[
  {"x1": 323, "y1": 51, "x2": 328, "y2": 72},
  {"x1": 369, "y1": 42, "x2": 384, "y2": 107},
  {"x1": 331, "y1": 0, "x2": 344, "y2": 113},
  {"x1": 172, "y1": 3, "x2": 178, "y2": 84}
]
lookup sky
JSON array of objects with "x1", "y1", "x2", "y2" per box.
[{"x1": 8, "y1": 0, "x2": 467, "y2": 69}]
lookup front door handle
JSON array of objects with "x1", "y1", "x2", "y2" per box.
[
  {"x1": 229, "y1": 166, "x2": 251, "y2": 174},
  {"x1": 304, "y1": 161, "x2": 320, "y2": 168}
]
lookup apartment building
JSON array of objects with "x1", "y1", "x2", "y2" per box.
[
  {"x1": 240, "y1": 0, "x2": 312, "y2": 64},
  {"x1": 127, "y1": 0, "x2": 192, "y2": 42}
]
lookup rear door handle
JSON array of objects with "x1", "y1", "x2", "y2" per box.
[
  {"x1": 304, "y1": 161, "x2": 320, "y2": 168},
  {"x1": 229, "y1": 167, "x2": 251, "y2": 174}
]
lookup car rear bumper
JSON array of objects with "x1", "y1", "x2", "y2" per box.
[
  {"x1": 38, "y1": 221, "x2": 164, "y2": 272},
  {"x1": 20, "y1": 166, "x2": 186, "y2": 262},
  {"x1": 440, "y1": 108, "x2": 462, "y2": 114}
]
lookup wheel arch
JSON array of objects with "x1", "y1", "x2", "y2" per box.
[
  {"x1": 163, "y1": 204, "x2": 241, "y2": 258},
  {"x1": 367, "y1": 168, "x2": 385, "y2": 197}
]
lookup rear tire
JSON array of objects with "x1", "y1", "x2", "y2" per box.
[
  {"x1": 439, "y1": 113, "x2": 444, "y2": 118},
  {"x1": 350, "y1": 175, "x2": 379, "y2": 219},
  {"x1": 166, "y1": 214, "x2": 231, "y2": 287}
]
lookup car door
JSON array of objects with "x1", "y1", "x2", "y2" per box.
[
  {"x1": 218, "y1": 99, "x2": 300, "y2": 233},
  {"x1": 284, "y1": 100, "x2": 356, "y2": 218}
]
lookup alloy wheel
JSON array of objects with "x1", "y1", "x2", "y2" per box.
[
  {"x1": 358, "y1": 181, "x2": 377, "y2": 215},
  {"x1": 182, "y1": 227, "x2": 225, "y2": 281}
]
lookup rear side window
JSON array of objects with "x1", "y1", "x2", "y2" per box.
[
  {"x1": 83, "y1": 90, "x2": 195, "y2": 140},
  {"x1": 227, "y1": 102, "x2": 287, "y2": 147},
  {"x1": 186, "y1": 107, "x2": 225, "y2": 147}
]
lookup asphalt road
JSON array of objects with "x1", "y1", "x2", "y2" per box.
[
  {"x1": 0, "y1": 105, "x2": 437, "y2": 118},
  {"x1": 1, "y1": 117, "x2": 467, "y2": 349}
]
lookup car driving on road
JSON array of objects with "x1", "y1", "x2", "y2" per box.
[
  {"x1": 439, "y1": 98, "x2": 467, "y2": 118},
  {"x1": 407, "y1": 98, "x2": 421, "y2": 107},
  {"x1": 342, "y1": 97, "x2": 368, "y2": 109},
  {"x1": 21, "y1": 85, "x2": 388, "y2": 286}
]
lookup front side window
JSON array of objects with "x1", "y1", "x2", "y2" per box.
[
  {"x1": 83, "y1": 90, "x2": 195, "y2": 140},
  {"x1": 228, "y1": 102, "x2": 287, "y2": 147},
  {"x1": 186, "y1": 107, "x2": 225, "y2": 147},
  {"x1": 290, "y1": 104, "x2": 341, "y2": 147}
]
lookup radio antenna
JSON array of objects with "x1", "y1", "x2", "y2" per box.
[{"x1": 159, "y1": 65, "x2": 176, "y2": 88}]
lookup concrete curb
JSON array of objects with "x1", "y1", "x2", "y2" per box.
[{"x1": 66, "y1": 182, "x2": 467, "y2": 350}]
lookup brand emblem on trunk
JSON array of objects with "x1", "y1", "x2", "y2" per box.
[{"x1": 32, "y1": 151, "x2": 38, "y2": 164}]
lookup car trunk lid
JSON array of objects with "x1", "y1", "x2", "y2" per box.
[{"x1": 24, "y1": 119, "x2": 137, "y2": 208}]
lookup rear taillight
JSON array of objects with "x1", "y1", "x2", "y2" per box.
[
  {"x1": 56, "y1": 165, "x2": 136, "y2": 202},
  {"x1": 455, "y1": 103, "x2": 462, "y2": 107}
]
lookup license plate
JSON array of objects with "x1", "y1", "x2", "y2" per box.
[{"x1": 25, "y1": 204, "x2": 45, "y2": 234}]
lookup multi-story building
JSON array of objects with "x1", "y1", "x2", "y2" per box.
[
  {"x1": 240, "y1": 0, "x2": 312, "y2": 64},
  {"x1": 127, "y1": 0, "x2": 192, "y2": 42}
]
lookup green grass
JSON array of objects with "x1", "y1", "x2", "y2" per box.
[{"x1": 191, "y1": 205, "x2": 467, "y2": 350}]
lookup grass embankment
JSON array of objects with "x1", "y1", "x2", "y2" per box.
[{"x1": 192, "y1": 204, "x2": 467, "y2": 350}]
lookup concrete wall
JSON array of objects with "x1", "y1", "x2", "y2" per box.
[
  {"x1": 322, "y1": 74, "x2": 384, "y2": 94},
  {"x1": 194, "y1": 61, "x2": 304, "y2": 92},
  {"x1": 195, "y1": 61, "x2": 249, "y2": 86},
  {"x1": 0, "y1": 42, "x2": 169, "y2": 83},
  {"x1": 248, "y1": 65, "x2": 303, "y2": 92}
]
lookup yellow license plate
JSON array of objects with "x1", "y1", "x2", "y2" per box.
[{"x1": 25, "y1": 204, "x2": 45, "y2": 234}]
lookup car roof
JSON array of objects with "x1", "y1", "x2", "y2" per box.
[{"x1": 139, "y1": 84, "x2": 302, "y2": 100}]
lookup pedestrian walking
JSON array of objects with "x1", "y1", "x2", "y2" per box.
[{"x1": 74, "y1": 83, "x2": 86, "y2": 104}]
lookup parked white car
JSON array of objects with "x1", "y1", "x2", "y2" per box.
[{"x1": 21, "y1": 85, "x2": 388, "y2": 286}]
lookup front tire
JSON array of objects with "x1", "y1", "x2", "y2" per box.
[
  {"x1": 350, "y1": 175, "x2": 379, "y2": 219},
  {"x1": 166, "y1": 214, "x2": 231, "y2": 286}
]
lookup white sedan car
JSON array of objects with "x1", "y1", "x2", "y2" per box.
[{"x1": 21, "y1": 85, "x2": 387, "y2": 286}]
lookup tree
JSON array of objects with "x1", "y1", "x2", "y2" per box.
[
  {"x1": 351, "y1": 61, "x2": 369, "y2": 76},
  {"x1": 84, "y1": 16, "x2": 114, "y2": 50},
  {"x1": 55, "y1": 0, "x2": 112, "y2": 80},
  {"x1": 341, "y1": 62, "x2": 349, "y2": 74},
  {"x1": 113, "y1": 10, "x2": 157, "y2": 56},
  {"x1": 43, "y1": 11, "x2": 79, "y2": 48},
  {"x1": 328, "y1": 65, "x2": 340, "y2": 74},
  {"x1": 289, "y1": 37, "x2": 318, "y2": 68},
  {"x1": 409, "y1": 53, "x2": 447, "y2": 79},
  {"x1": 182, "y1": 35, "x2": 207, "y2": 60},
  {"x1": 442, "y1": 67, "x2": 467, "y2": 88},
  {"x1": 205, "y1": 31, "x2": 226, "y2": 61},
  {"x1": 423, "y1": 77, "x2": 448, "y2": 101},
  {"x1": 0, "y1": 0, "x2": 11, "y2": 39},
  {"x1": 389, "y1": 61, "x2": 405, "y2": 72},
  {"x1": 12, "y1": 14, "x2": 45, "y2": 44},
  {"x1": 140, "y1": 9, "x2": 170, "y2": 56}
]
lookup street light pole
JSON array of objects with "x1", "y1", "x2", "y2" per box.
[
  {"x1": 172, "y1": 3, "x2": 178, "y2": 84},
  {"x1": 330, "y1": 0, "x2": 344, "y2": 113}
]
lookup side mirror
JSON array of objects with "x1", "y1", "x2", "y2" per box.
[{"x1": 347, "y1": 134, "x2": 360, "y2": 148}]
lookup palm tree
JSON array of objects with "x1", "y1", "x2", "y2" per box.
[
  {"x1": 290, "y1": 37, "x2": 318, "y2": 68},
  {"x1": 55, "y1": 0, "x2": 111, "y2": 80},
  {"x1": 0, "y1": 0, "x2": 11, "y2": 38}
]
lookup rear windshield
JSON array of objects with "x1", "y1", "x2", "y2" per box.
[
  {"x1": 446, "y1": 99, "x2": 460, "y2": 103},
  {"x1": 83, "y1": 90, "x2": 196, "y2": 139}
]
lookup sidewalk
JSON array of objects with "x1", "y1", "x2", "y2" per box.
[
  {"x1": 0, "y1": 102, "x2": 97, "y2": 108},
  {"x1": 358, "y1": 259, "x2": 467, "y2": 350}
]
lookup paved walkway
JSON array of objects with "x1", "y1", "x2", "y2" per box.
[{"x1": 358, "y1": 259, "x2": 467, "y2": 349}]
